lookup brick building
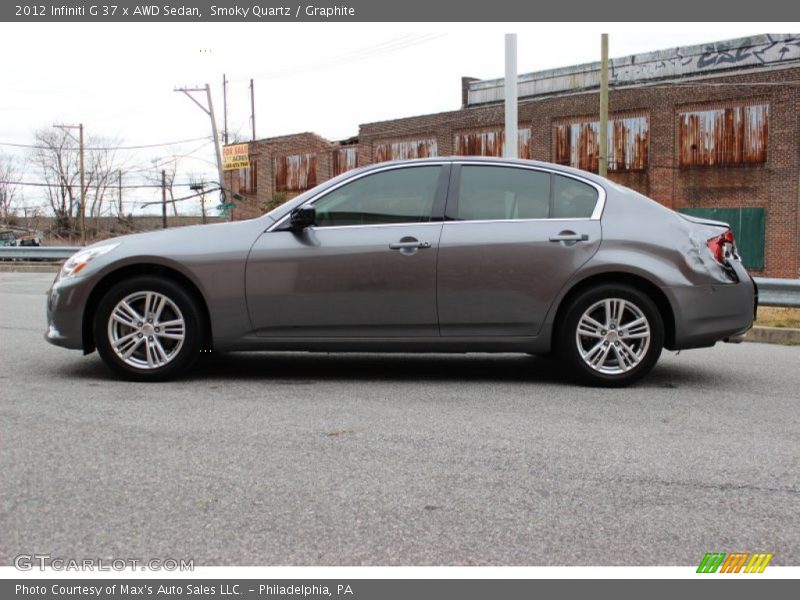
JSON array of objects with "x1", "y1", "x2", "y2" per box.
[{"x1": 231, "y1": 34, "x2": 800, "y2": 278}]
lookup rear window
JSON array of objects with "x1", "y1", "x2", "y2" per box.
[{"x1": 552, "y1": 175, "x2": 598, "y2": 218}]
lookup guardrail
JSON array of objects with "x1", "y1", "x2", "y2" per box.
[
  {"x1": 0, "y1": 246, "x2": 80, "y2": 261},
  {"x1": 754, "y1": 277, "x2": 800, "y2": 308},
  {"x1": 1, "y1": 247, "x2": 799, "y2": 308}
]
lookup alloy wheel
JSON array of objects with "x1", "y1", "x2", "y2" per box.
[
  {"x1": 575, "y1": 298, "x2": 651, "y2": 375},
  {"x1": 107, "y1": 290, "x2": 186, "y2": 370}
]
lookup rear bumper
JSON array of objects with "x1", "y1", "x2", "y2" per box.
[{"x1": 665, "y1": 262, "x2": 756, "y2": 351}]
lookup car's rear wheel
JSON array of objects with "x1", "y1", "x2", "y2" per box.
[
  {"x1": 558, "y1": 284, "x2": 663, "y2": 387},
  {"x1": 94, "y1": 276, "x2": 202, "y2": 381}
]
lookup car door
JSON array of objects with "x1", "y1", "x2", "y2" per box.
[
  {"x1": 437, "y1": 163, "x2": 603, "y2": 337},
  {"x1": 245, "y1": 163, "x2": 449, "y2": 337}
]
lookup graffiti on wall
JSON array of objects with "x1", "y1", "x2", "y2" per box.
[
  {"x1": 374, "y1": 139, "x2": 438, "y2": 163},
  {"x1": 274, "y1": 154, "x2": 317, "y2": 192},
  {"x1": 553, "y1": 116, "x2": 649, "y2": 172},
  {"x1": 609, "y1": 36, "x2": 800, "y2": 84},
  {"x1": 453, "y1": 128, "x2": 532, "y2": 159},
  {"x1": 678, "y1": 103, "x2": 768, "y2": 167},
  {"x1": 469, "y1": 35, "x2": 800, "y2": 105}
]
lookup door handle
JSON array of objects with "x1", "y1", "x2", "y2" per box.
[
  {"x1": 549, "y1": 233, "x2": 589, "y2": 242},
  {"x1": 389, "y1": 241, "x2": 431, "y2": 250}
]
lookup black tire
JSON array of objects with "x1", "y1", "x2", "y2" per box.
[
  {"x1": 94, "y1": 275, "x2": 203, "y2": 381},
  {"x1": 557, "y1": 284, "x2": 664, "y2": 387}
]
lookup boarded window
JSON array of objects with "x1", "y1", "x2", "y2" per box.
[
  {"x1": 274, "y1": 154, "x2": 317, "y2": 192},
  {"x1": 553, "y1": 116, "x2": 649, "y2": 172},
  {"x1": 374, "y1": 139, "x2": 438, "y2": 163},
  {"x1": 453, "y1": 128, "x2": 532, "y2": 159},
  {"x1": 678, "y1": 207, "x2": 765, "y2": 269},
  {"x1": 333, "y1": 147, "x2": 358, "y2": 176},
  {"x1": 238, "y1": 159, "x2": 257, "y2": 194},
  {"x1": 678, "y1": 103, "x2": 768, "y2": 167}
]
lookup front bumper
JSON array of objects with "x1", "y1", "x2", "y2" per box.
[
  {"x1": 45, "y1": 274, "x2": 93, "y2": 351},
  {"x1": 665, "y1": 261, "x2": 756, "y2": 351}
]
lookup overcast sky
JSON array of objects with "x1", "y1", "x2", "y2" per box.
[{"x1": 1, "y1": 22, "x2": 795, "y2": 214}]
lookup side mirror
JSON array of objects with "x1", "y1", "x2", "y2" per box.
[{"x1": 289, "y1": 206, "x2": 316, "y2": 230}]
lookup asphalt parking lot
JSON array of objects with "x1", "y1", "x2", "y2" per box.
[{"x1": 1, "y1": 271, "x2": 798, "y2": 566}]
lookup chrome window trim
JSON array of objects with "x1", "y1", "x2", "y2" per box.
[
  {"x1": 441, "y1": 217, "x2": 599, "y2": 226},
  {"x1": 267, "y1": 159, "x2": 607, "y2": 232},
  {"x1": 302, "y1": 221, "x2": 446, "y2": 232}
]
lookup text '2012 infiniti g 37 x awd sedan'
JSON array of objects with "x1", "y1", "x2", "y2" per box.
[{"x1": 45, "y1": 157, "x2": 756, "y2": 386}]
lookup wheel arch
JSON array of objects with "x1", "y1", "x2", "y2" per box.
[
  {"x1": 551, "y1": 271, "x2": 676, "y2": 351},
  {"x1": 81, "y1": 263, "x2": 213, "y2": 354}
]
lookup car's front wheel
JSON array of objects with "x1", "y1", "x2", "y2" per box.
[
  {"x1": 94, "y1": 276, "x2": 202, "y2": 381},
  {"x1": 559, "y1": 284, "x2": 664, "y2": 387}
]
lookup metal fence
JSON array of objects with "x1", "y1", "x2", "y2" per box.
[
  {"x1": 0, "y1": 246, "x2": 80, "y2": 261},
  {"x1": 1, "y1": 247, "x2": 799, "y2": 308}
]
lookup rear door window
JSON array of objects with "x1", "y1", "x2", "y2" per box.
[{"x1": 455, "y1": 166, "x2": 550, "y2": 221}]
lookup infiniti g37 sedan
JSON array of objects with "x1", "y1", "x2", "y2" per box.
[{"x1": 45, "y1": 157, "x2": 756, "y2": 386}]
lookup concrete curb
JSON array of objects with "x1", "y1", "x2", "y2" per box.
[{"x1": 744, "y1": 326, "x2": 800, "y2": 345}]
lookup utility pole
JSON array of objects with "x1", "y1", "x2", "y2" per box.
[
  {"x1": 174, "y1": 84, "x2": 226, "y2": 214},
  {"x1": 222, "y1": 74, "x2": 229, "y2": 145},
  {"x1": 191, "y1": 182, "x2": 207, "y2": 224},
  {"x1": 504, "y1": 34, "x2": 518, "y2": 159},
  {"x1": 250, "y1": 78, "x2": 256, "y2": 141},
  {"x1": 79, "y1": 124, "x2": 85, "y2": 243},
  {"x1": 599, "y1": 33, "x2": 609, "y2": 178},
  {"x1": 53, "y1": 123, "x2": 86, "y2": 244},
  {"x1": 118, "y1": 170, "x2": 123, "y2": 219},
  {"x1": 161, "y1": 169, "x2": 167, "y2": 229}
]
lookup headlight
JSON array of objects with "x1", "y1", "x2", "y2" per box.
[{"x1": 59, "y1": 243, "x2": 120, "y2": 279}]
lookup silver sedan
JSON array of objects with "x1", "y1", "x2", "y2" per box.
[{"x1": 45, "y1": 157, "x2": 756, "y2": 386}]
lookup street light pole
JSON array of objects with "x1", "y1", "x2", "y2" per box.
[{"x1": 504, "y1": 33, "x2": 518, "y2": 159}]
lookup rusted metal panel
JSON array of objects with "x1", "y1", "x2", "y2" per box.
[
  {"x1": 374, "y1": 139, "x2": 438, "y2": 163},
  {"x1": 453, "y1": 128, "x2": 532, "y2": 159},
  {"x1": 274, "y1": 153, "x2": 317, "y2": 192},
  {"x1": 678, "y1": 103, "x2": 768, "y2": 167},
  {"x1": 553, "y1": 116, "x2": 649, "y2": 172},
  {"x1": 332, "y1": 146, "x2": 358, "y2": 176},
  {"x1": 238, "y1": 159, "x2": 257, "y2": 194}
]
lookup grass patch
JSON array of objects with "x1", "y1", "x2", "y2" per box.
[{"x1": 756, "y1": 307, "x2": 800, "y2": 329}]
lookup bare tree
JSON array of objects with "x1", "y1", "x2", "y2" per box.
[
  {"x1": 30, "y1": 128, "x2": 123, "y2": 240},
  {"x1": 87, "y1": 142, "x2": 122, "y2": 230},
  {"x1": 0, "y1": 152, "x2": 22, "y2": 226},
  {"x1": 31, "y1": 128, "x2": 78, "y2": 237}
]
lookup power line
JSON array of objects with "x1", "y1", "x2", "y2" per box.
[
  {"x1": 0, "y1": 135, "x2": 211, "y2": 151},
  {"x1": 0, "y1": 179, "x2": 211, "y2": 189}
]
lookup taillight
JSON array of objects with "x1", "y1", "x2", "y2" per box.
[{"x1": 707, "y1": 229, "x2": 736, "y2": 265}]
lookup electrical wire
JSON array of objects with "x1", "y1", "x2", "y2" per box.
[{"x1": 0, "y1": 135, "x2": 211, "y2": 151}]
